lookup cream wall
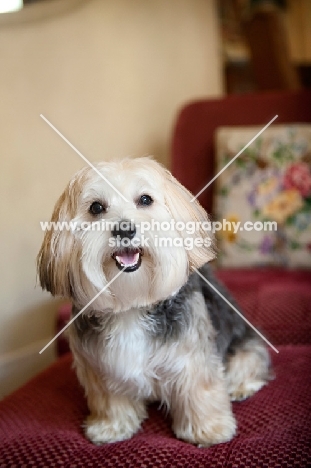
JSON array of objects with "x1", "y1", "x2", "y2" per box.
[{"x1": 0, "y1": 0, "x2": 223, "y2": 397}]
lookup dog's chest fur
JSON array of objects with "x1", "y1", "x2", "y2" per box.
[
  {"x1": 101, "y1": 310, "x2": 153, "y2": 398},
  {"x1": 72, "y1": 285, "x2": 211, "y2": 400},
  {"x1": 71, "y1": 264, "x2": 251, "y2": 401}
]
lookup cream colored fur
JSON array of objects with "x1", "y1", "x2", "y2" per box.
[{"x1": 68, "y1": 292, "x2": 236, "y2": 446}]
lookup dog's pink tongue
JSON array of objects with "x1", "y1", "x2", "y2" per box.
[{"x1": 117, "y1": 252, "x2": 139, "y2": 266}]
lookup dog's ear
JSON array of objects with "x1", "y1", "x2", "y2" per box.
[
  {"x1": 37, "y1": 187, "x2": 77, "y2": 298},
  {"x1": 163, "y1": 170, "x2": 215, "y2": 270}
]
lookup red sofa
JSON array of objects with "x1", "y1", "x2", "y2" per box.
[{"x1": 1, "y1": 91, "x2": 311, "y2": 467}]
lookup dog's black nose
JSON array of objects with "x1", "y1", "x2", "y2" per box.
[{"x1": 112, "y1": 219, "x2": 136, "y2": 239}]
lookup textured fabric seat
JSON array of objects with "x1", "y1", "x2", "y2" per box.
[
  {"x1": 1, "y1": 264, "x2": 311, "y2": 467},
  {"x1": 1, "y1": 347, "x2": 310, "y2": 467},
  {"x1": 216, "y1": 268, "x2": 311, "y2": 346}
]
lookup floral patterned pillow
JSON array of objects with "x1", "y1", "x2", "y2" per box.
[{"x1": 214, "y1": 125, "x2": 311, "y2": 268}]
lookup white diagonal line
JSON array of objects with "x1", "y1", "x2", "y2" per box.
[
  {"x1": 190, "y1": 115, "x2": 278, "y2": 202},
  {"x1": 40, "y1": 114, "x2": 129, "y2": 202},
  {"x1": 39, "y1": 267, "x2": 126, "y2": 354},
  {"x1": 194, "y1": 267, "x2": 279, "y2": 354}
]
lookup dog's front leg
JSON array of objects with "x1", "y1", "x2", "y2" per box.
[
  {"x1": 73, "y1": 355, "x2": 147, "y2": 444},
  {"x1": 170, "y1": 360, "x2": 236, "y2": 447},
  {"x1": 85, "y1": 390, "x2": 147, "y2": 445}
]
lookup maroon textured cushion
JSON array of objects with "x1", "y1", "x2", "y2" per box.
[
  {"x1": 216, "y1": 268, "x2": 311, "y2": 346},
  {"x1": 0, "y1": 348, "x2": 311, "y2": 467},
  {"x1": 56, "y1": 303, "x2": 73, "y2": 357}
]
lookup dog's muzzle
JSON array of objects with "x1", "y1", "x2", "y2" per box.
[
  {"x1": 111, "y1": 220, "x2": 142, "y2": 272},
  {"x1": 112, "y1": 247, "x2": 143, "y2": 272}
]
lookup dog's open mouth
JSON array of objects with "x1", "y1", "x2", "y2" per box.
[{"x1": 112, "y1": 248, "x2": 143, "y2": 272}]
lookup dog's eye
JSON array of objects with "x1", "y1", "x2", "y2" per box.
[
  {"x1": 89, "y1": 201, "x2": 105, "y2": 215},
  {"x1": 138, "y1": 194, "x2": 153, "y2": 207}
]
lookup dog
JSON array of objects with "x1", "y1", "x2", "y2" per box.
[{"x1": 38, "y1": 157, "x2": 271, "y2": 446}]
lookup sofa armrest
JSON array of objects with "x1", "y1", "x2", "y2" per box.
[{"x1": 216, "y1": 267, "x2": 311, "y2": 346}]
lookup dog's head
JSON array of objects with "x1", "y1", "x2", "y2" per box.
[{"x1": 37, "y1": 157, "x2": 215, "y2": 311}]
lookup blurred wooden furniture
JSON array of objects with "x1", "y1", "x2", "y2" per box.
[{"x1": 243, "y1": 5, "x2": 301, "y2": 91}]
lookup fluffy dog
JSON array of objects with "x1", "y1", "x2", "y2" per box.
[{"x1": 38, "y1": 157, "x2": 271, "y2": 446}]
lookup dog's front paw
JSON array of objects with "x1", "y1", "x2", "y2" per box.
[
  {"x1": 174, "y1": 411, "x2": 237, "y2": 447},
  {"x1": 229, "y1": 379, "x2": 267, "y2": 402},
  {"x1": 85, "y1": 414, "x2": 142, "y2": 445},
  {"x1": 84, "y1": 394, "x2": 147, "y2": 445}
]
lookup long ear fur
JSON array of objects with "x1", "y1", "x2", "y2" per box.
[
  {"x1": 37, "y1": 184, "x2": 79, "y2": 298},
  {"x1": 162, "y1": 169, "x2": 215, "y2": 270}
]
